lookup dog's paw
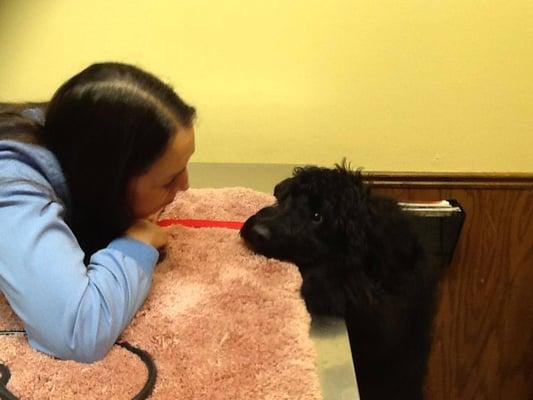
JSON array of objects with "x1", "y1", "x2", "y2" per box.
[{"x1": 300, "y1": 269, "x2": 347, "y2": 317}]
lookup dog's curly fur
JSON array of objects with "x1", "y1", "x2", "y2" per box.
[{"x1": 240, "y1": 163, "x2": 441, "y2": 400}]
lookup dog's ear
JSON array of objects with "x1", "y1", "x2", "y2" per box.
[
  {"x1": 273, "y1": 177, "x2": 293, "y2": 200},
  {"x1": 341, "y1": 213, "x2": 368, "y2": 258},
  {"x1": 333, "y1": 178, "x2": 372, "y2": 261}
]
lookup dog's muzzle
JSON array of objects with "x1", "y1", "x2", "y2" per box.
[{"x1": 240, "y1": 216, "x2": 272, "y2": 248}]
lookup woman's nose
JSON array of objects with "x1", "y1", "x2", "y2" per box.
[{"x1": 177, "y1": 168, "x2": 189, "y2": 191}]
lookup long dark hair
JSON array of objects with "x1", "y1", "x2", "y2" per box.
[
  {"x1": 2, "y1": 63, "x2": 196, "y2": 258},
  {"x1": 0, "y1": 102, "x2": 48, "y2": 143}
]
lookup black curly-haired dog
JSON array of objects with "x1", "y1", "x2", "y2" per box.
[{"x1": 240, "y1": 163, "x2": 442, "y2": 400}]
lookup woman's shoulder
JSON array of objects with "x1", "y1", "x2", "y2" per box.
[
  {"x1": 0, "y1": 139, "x2": 69, "y2": 205},
  {"x1": 0, "y1": 139, "x2": 55, "y2": 177}
]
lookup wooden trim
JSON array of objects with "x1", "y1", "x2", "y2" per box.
[{"x1": 361, "y1": 172, "x2": 533, "y2": 189}]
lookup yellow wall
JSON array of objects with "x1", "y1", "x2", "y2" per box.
[{"x1": 1, "y1": 0, "x2": 531, "y2": 172}]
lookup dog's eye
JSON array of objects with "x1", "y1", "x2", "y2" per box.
[{"x1": 311, "y1": 212, "x2": 323, "y2": 223}]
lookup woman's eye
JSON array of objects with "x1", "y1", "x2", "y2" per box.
[{"x1": 311, "y1": 212, "x2": 322, "y2": 223}]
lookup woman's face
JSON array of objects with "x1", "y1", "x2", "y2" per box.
[{"x1": 127, "y1": 126, "x2": 195, "y2": 219}]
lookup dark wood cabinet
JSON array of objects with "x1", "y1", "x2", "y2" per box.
[{"x1": 365, "y1": 173, "x2": 533, "y2": 400}]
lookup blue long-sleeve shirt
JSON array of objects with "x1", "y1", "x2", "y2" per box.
[{"x1": 0, "y1": 139, "x2": 159, "y2": 363}]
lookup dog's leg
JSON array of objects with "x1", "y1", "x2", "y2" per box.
[{"x1": 300, "y1": 267, "x2": 347, "y2": 317}]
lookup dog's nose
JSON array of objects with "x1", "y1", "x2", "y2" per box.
[
  {"x1": 241, "y1": 221, "x2": 271, "y2": 245},
  {"x1": 251, "y1": 224, "x2": 271, "y2": 241}
]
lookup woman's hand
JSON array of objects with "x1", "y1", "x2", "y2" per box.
[{"x1": 126, "y1": 209, "x2": 168, "y2": 249}]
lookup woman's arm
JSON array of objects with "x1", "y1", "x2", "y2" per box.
[{"x1": 0, "y1": 155, "x2": 158, "y2": 363}]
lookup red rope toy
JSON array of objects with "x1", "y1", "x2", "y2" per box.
[{"x1": 157, "y1": 219, "x2": 244, "y2": 230}]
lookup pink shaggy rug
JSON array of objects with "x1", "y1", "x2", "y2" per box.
[{"x1": 0, "y1": 188, "x2": 322, "y2": 400}]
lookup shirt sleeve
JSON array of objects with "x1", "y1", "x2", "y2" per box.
[{"x1": 0, "y1": 155, "x2": 159, "y2": 363}]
